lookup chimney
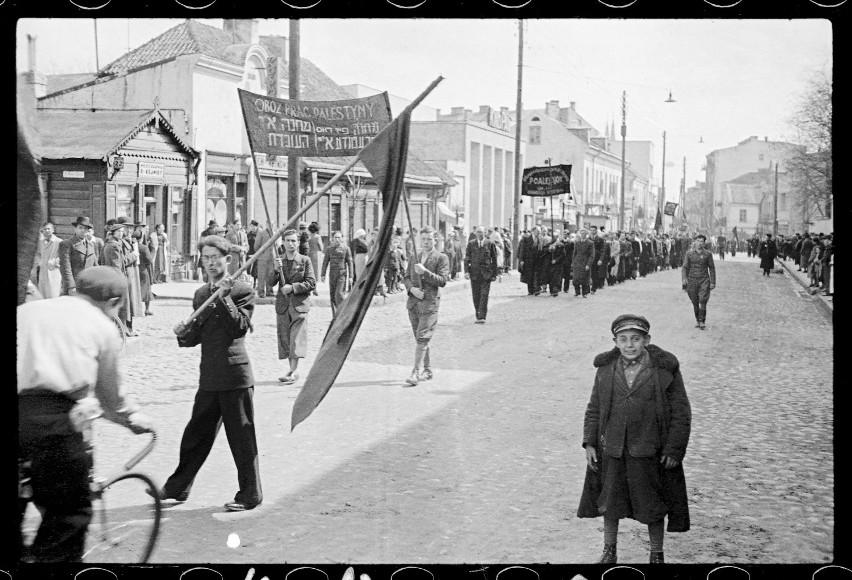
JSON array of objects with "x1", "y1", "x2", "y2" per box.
[
  {"x1": 764, "y1": 136, "x2": 768, "y2": 142},
  {"x1": 478, "y1": 105, "x2": 491, "y2": 115},
  {"x1": 224, "y1": 19, "x2": 260, "y2": 45},
  {"x1": 545, "y1": 100, "x2": 560, "y2": 117},
  {"x1": 500, "y1": 106, "x2": 509, "y2": 115},
  {"x1": 569, "y1": 101, "x2": 576, "y2": 110},
  {"x1": 259, "y1": 34, "x2": 288, "y2": 58},
  {"x1": 24, "y1": 34, "x2": 47, "y2": 99},
  {"x1": 450, "y1": 107, "x2": 466, "y2": 119}
]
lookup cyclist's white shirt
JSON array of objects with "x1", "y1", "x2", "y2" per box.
[{"x1": 17, "y1": 296, "x2": 137, "y2": 422}]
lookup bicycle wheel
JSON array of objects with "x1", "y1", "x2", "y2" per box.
[
  {"x1": 84, "y1": 472, "x2": 162, "y2": 563},
  {"x1": 111, "y1": 314, "x2": 127, "y2": 353}
]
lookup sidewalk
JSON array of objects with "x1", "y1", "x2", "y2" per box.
[
  {"x1": 151, "y1": 271, "x2": 519, "y2": 307},
  {"x1": 775, "y1": 256, "x2": 833, "y2": 318}
]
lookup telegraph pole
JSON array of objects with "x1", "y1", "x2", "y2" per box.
[
  {"x1": 660, "y1": 130, "x2": 666, "y2": 233},
  {"x1": 512, "y1": 19, "x2": 524, "y2": 267},
  {"x1": 681, "y1": 156, "x2": 686, "y2": 230},
  {"x1": 288, "y1": 19, "x2": 301, "y2": 220},
  {"x1": 94, "y1": 20, "x2": 100, "y2": 71},
  {"x1": 773, "y1": 161, "x2": 779, "y2": 236},
  {"x1": 619, "y1": 91, "x2": 627, "y2": 231}
]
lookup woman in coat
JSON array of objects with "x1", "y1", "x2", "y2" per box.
[
  {"x1": 135, "y1": 227, "x2": 154, "y2": 316},
  {"x1": 757, "y1": 233, "x2": 777, "y2": 277},
  {"x1": 351, "y1": 229, "x2": 369, "y2": 283}
]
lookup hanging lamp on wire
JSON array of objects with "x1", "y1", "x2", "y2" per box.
[{"x1": 665, "y1": 90, "x2": 676, "y2": 103}]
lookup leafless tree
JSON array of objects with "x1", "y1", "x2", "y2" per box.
[{"x1": 786, "y1": 69, "x2": 832, "y2": 222}]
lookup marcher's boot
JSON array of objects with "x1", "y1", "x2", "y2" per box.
[
  {"x1": 598, "y1": 543, "x2": 617, "y2": 564},
  {"x1": 405, "y1": 369, "x2": 419, "y2": 386},
  {"x1": 649, "y1": 551, "x2": 665, "y2": 564}
]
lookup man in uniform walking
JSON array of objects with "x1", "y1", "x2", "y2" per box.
[
  {"x1": 321, "y1": 231, "x2": 354, "y2": 318},
  {"x1": 403, "y1": 226, "x2": 450, "y2": 386},
  {"x1": 681, "y1": 234, "x2": 716, "y2": 330},
  {"x1": 464, "y1": 225, "x2": 499, "y2": 323}
]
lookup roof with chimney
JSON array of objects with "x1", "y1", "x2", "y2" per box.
[
  {"x1": 65, "y1": 19, "x2": 351, "y2": 102},
  {"x1": 35, "y1": 109, "x2": 197, "y2": 160}
]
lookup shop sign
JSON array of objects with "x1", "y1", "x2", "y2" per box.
[
  {"x1": 62, "y1": 170, "x2": 85, "y2": 179},
  {"x1": 138, "y1": 162, "x2": 164, "y2": 180}
]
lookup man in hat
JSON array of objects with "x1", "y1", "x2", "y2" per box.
[
  {"x1": 578, "y1": 314, "x2": 691, "y2": 565},
  {"x1": 681, "y1": 234, "x2": 716, "y2": 330},
  {"x1": 32, "y1": 222, "x2": 63, "y2": 299},
  {"x1": 18, "y1": 266, "x2": 155, "y2": 562},
  {"x1": 572, "y1": 228, "x2": 596, "y2": 298},
  {"x1": 757, "y1": 233, "x2": 777, "y2": 277},
  {"x1": 58, "y1": 216, "x2": 100, "y2": 295},
  {"x1": 246, "y1": 220, "x2": 260, "y2": 287},
  {"x1": 203, "y1": 220, "x2": 219, "y2": 237}
]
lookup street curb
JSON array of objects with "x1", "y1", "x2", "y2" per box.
[{"x1": 776, "y1": 258, "x2": 833, "y2": 321}]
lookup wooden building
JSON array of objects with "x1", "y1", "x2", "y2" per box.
[{"x1": 36, "y1": 108, "x2": 199, "y2": 279}]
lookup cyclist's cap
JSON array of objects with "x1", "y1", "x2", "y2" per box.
[{"x1": 76, "y1": 266, "x2": 128, "y2": 302}]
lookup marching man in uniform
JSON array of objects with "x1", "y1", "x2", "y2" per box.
[{"x1": 681, "y1": 234, "x2": 716, "y2": 330}]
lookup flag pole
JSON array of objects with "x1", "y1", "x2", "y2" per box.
[
  {"x1": 184, "y1": 156, "x2": 360, "y2": 325},
  {"x1": 187, "y1": 76, "x2": 444, "y2": 326}
]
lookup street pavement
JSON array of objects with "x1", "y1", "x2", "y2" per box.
[{"x1": 85, "y1": 255, "x2": 834, "y2": 564}]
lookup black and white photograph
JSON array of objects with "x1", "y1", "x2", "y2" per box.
[{"x1": 16, "y1": 15, "x2": 837, "y2": 571}]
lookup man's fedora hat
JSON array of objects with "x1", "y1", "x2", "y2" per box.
[
  {"x1": 71, "y1": 216, "x2": 94, "y2": 229},
  {"x1": 116, "y1": 216, "x2": 141, "y2": 228}
]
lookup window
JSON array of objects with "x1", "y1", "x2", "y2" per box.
[
  {"x1": 116, "y1": 184, "x2": 136, "y2": 221},
  {"x1": 739, "y1": 209, "x2": 747, "y2": 223},
  {"x1": 528, "y1": 126, "x2": 541, "y2": 145},
  {"x1": 759, "y1": 154, "x2": 764, "y2": 161}
]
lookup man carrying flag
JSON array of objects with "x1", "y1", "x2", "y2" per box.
[{"x1": 403, "y1": 226, "x2": 450, "y2": 386}]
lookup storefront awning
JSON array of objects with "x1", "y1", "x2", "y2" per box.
[{"x1": 437, "y1": 201, "x2": 460, "y2": 225}]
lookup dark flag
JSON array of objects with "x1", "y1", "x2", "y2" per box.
[
  {"x1": 732, "y1": 226, "x2": 739, "y2": 240},
  {"x1": 291, "y1": 108, "x2": 413, "y2": 430},
  {"x1": 654, "y1": 207, "x2": 663, "y2": 232},
  {"x1": 17, "y1": 85, "x2": 45, "y2": 305}
]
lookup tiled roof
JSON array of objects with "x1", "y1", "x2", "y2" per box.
[
  {"x1": 36, "y1": 109, "x2": 196, "y2": 160},
  {"x1": 96, "y1": 20, "x2": 352, "y2": 102}
]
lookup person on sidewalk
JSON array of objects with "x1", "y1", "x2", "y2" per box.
[
  {"x1": 18, "y1": 266, "x2": 155, "y2": 562},
  {"x1": 253, "y1": 221, "x2": 279, "y2": 298},
  {"x1": 758, "y1": 233, "x2": 778, "y2": 277},
  {"x1": 820, "y1": 235, "x2": 833, "y2": 296},
  {"x1": 590, "y1": 226, "x2": 607, "y2": 293},
  {"x1": 158, "y1": 235, "x2": 262, "y2": 512},
  {"x1": 31, "y1": 222, "x2": 63, "y2": 299},
  {"x1": 404, "y1": 226, "x2": 450, "y2": 386},
  {"x1": 547, "y1": 230, "x2": 565, "y2": 297},
  {"x1": 716, "y1": 232, "x2": 727, "y2": 261},
  {"x1": 307, "y1": 222, "x2": 323, "y2": 296},
  {"x1": 578, "y1": 314, "x2": 691, "y2": 565},
  {"x1": 681, "y1": 234, "x2": 716, "y2": 330},
  {"x1": 58, "y1": 217, "x2": 100, "y2": 296},
  {"x1": 518, "y1": 226, "x2": 542, "y2": 296},
  {"x1": 572, "y1": 228, "x2": 596, "y2": 298},
  {"x1": 321, "y1": 231, "x2": 354, "y2": 318},
  {"x1": 271, "y1": 229, "x2": 316, "y2": 384},
  {"x1": 465, "y1": 225, "x2": 499, "y2": 323},
  {"x1": 561, "y1": 231, "x2": 575, "y2": 293}
]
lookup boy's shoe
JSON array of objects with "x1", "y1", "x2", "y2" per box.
[
  {"x1": 598, "y1": 543, "x2": 617, "y2": 564},
  {"x1": 405, "y1": 370, "x2": 419, "y2": 386},
  {"x1": 419, "y1": 368, "x2": 433, "y2": 381}
]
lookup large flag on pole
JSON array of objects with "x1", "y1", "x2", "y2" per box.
[
  {"x1": 290, "y1": 107, "x2": 413, "y2": 430},
  {"x1": 654, "y1": 206, "x2": 663, "y2": 232}
]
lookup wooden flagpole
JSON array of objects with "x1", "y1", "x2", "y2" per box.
[{"x1": 184, "y1": 157, "x2": 360, "y2": 325}]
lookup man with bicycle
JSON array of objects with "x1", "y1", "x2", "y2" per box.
[{"x1": 17, "y1": 266, "x2": 155, "y2": 562}]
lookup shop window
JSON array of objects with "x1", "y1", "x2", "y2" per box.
[
  {"x1": 206, "y1": 176, "x2": 229, "y2": 227},
  {"x1": 739, "y1": 209, "x2": 747, "y2": 223},
  {"x1": 116, "y1": 184, "x2": 136, "y2": 221}
]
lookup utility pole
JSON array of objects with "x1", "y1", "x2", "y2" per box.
[
  {"x1": 512, "y1": 19, "x2": 524, "y2": 267},
  {"x1": 773, "y1": 161, "x2": 779, "y2": 237},
  {"x1": 287, "y1": 19, "x2": 301, "y2": 220},
  {"x1": 619, "y1": 91, "x2": 627, "y2": 231},
  {"x1": 660, "y1": 130, "x2": 666, "y2": 234},
  {"x1": 94, "y1": 20, "x2": 100, "y2": 71},
  {"x1": 681, "y1": 156, "x2": 686, "y2": 230}
]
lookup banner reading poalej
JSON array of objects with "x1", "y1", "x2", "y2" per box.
[
  {"x1": 238, "y1": 88, "x2": 392, "y2": 157},
  {"x1": 521, "y1": 164, "x2": 572, "y2": 197}
]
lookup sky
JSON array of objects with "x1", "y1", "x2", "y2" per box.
[{"x1": 16, "y1": 18, "x2": 832, "y2": 201}]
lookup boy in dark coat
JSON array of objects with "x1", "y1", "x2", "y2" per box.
[{"x1": 578, "y1": 314, "x2": 691, "y2": 564}]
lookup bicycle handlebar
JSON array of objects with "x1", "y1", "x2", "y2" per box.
[{"x1": 124, "y1": 431, "x2": 157, "y2": 472}]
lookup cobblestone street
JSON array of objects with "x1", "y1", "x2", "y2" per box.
[{"x1": 89, "y1": 255, "x2": 833, "y2": 564}]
